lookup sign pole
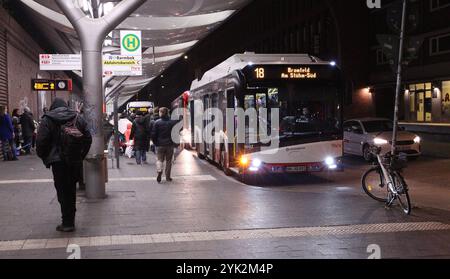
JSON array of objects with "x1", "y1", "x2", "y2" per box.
[
  {"x1": 55, "y1": 0, "x2": 145, "y2": 199},
  {"x1": 391, "y1": 0, "x2": 407, "y2": 156}
]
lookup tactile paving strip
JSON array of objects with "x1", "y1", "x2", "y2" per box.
[{"x1": 1, "y1": 222, "x2": 449, "y2": 252}]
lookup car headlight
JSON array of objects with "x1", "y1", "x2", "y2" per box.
[
  {"x1": 414, "y1": 136, "x2": 421, "y2": 144},
  {"x1": 374, "y1": 138, "x2": 389, "y2": 145}
]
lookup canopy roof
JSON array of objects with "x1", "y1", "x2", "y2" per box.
[{"x1": 20, "y1": 0, "x2": 251, "y2": 107}]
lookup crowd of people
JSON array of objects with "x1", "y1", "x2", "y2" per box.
[
  {"x1": 126, "y1": 106, "x2": 180, "y2": 183},
  {"x1": 2, "y1": 100, "x2": 180, "y2": 232},
  {"x1": 0, "y1": 105, "x2": 39, "y2": 161}
]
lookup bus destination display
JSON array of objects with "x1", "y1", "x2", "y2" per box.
[{"x1": 248, "y1": 65, "x2": 335, "y2": 82}]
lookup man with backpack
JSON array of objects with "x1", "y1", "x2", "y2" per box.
[{"x1": 36, "y1": 98, "x2": 92, "y2": 232}]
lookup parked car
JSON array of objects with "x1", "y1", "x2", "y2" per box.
[{"x1": 343, "y1": 118, "x2": 421, "y2": 161}]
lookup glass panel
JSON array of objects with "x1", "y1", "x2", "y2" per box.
[
  {"x1": 410, "y1": 91, "x2": 415, "y2": 112},
  {"x1": 244, "y1": 95, "x2": 255, "y2": 109},
  {"x1": 426, "y1": 83, "x2": 432, "y2": 90},
  {"x1": 442, "y1": 81, "x2": 450, "y2": 121},
  {"x1": 256, "y1": 93, "x2": 267, "y2": 111},
  {"x1": 409, "y1": 84, "x2": 416, "y2": 91},
  {"x1": 416, "y1": 83, "x2": 425, "y2": 90},
  {"x1": 417, "y1": 92, "x2": 424, "y2": 122}
]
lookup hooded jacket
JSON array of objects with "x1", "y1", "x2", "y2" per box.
[
  {"x1": 36, "y1": 99, "x2": 92, "y2": 168},
  {"x1": 130, "y1": 115, "x2": 150, "y2": 150}
]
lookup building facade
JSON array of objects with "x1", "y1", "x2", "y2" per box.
[
  {"x1": 0, "y1": 5, "x2": 75, "y2": 160},
  {"x1": 369, "y1": 0, "x2": 450, "y2": 157}
]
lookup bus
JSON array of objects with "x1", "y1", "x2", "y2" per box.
[
  {"x1": 126, "y1": 101, "x2": 154, "y2": 115},
  {"x1": 172, "y1": 53, "x2": 344, "y2": 181}
]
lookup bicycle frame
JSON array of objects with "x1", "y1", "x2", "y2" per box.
[{"x1": 375, "y1": 154, "x2": 398, "y2": 197}]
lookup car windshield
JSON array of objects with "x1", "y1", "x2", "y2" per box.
[{"x1": 362, "y1": 120, "x2": 393, "y2": 133}]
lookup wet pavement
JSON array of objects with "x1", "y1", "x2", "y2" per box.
[{"x1": 0, "y1": 151, "x2": 449, "y2": 259}]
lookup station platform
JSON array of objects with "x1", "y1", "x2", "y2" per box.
[{"x1": 0, "y1": 151, "x2": 450, "y2": 259}]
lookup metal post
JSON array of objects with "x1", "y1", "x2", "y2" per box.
[
  {"x1": 56, "y1": 0, "x2": 145, "y2": 199},
  {"x1": 114, "y1": 93, "x2": 120, "y2": 169},
  {"x1": 391, "y1": 0, "x2": 407, "y2": 155}
]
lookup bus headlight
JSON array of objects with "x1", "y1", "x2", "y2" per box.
[
  {"x1": 325, "y1": 157, "x2": 338, "y2": 170},
  {"x1": 374, "y1": 138, "x2": 389, "y2": 145},
  {"x1": 414, "y1": 136, "x2": 421, "y2": 144},
  {"x1": 251, "y1": 159, "x2": 262, "y2": 168}
]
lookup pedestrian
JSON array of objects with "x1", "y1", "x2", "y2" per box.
[
  {"x1": 20, "y1": 107, "x2": 35, "y2": 154},
  {"x1": 130, "y1": 111, "x2": 150, "y2": 165},
  {"x1": 11, "y1": 108, "x2": 21, "y2": 154},
  {"x1": 0, "y1": 106, "x2": 18, "y2": 161},
  {"x1": 36, "y1": 98, "x2": 92, "y2": 232},
  {"x1": 151, "y1": 107, "x2": 180, "y2": 183}
]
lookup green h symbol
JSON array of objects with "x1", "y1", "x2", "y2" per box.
[{"x1": 123, "y1": 34, "x2": 140, "y2": 52}]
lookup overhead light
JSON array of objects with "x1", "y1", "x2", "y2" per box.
[
  {"x1": 102, "y1": 2, "x2": 115, "y2": 16},
  {"x1": 184, "y1": 55, "x2": 189, "y2": 60},
  {"x1": 330, "y1": 61, "x2": 336, "y2": 66}
]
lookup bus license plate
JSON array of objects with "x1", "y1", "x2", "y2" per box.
[{"x1": 286, "y1": 166, "x2": 307, "y2": 173}]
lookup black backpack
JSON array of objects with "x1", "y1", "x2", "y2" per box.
[{"x1": 59, "y1": 115, "x2": 85, "y2": 164}]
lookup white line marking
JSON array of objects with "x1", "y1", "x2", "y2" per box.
[
  {"x1": 0, "y1": 222, "x2": 449, "y2": 252},
  {"x1": 0, "y1": 175, "x2": 216, "y2": 185}
]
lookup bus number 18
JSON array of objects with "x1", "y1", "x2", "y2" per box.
[{"x1": 255, "y1": 68, "x2": 265, "y2": 79}]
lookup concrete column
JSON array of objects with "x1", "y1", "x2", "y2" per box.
[{"x1": 56, "y1": 0, "x2": 145, "y2": 199}]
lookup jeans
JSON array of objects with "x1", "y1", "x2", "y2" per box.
[
  {"x1": 52, "y1": 162, "x2": 78, "y2": 226},
  {"x1": 22, "y1": 136, "x2": 32, "y2": 154},
  {"x1": 135, "y1": 149, "x2": 147, "y2": 165},
  {"x1": 156, "y1": 146, "x2": 174, "y2": 178},
  {"x1": 1, "y1": 139, "x2": 17, "y2": 160}
]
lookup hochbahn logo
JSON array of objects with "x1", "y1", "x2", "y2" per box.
[{"x1": 122, "y1": 34, "x2": 140, "y2": 52}]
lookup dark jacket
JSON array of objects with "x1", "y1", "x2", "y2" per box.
[
  {"x1": 36, "y1": 105, "x2": 92, "y2": 168},
  {"x1": 130, "y1": 116, "x2": 150, "y2": 151},
  {"x1": 20, "y1": 111, "x2": 35, "y2": 137},
  {"x1": 0, "y1": 114, "x2": 14, "y2": 141},
  {"x1": 151, "y1": 116, "x2": 180, "y2": 147}
]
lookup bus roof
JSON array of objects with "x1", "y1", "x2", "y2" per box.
[{"x1": 190, "y1": 52, "x2": 333, "y2": 90}]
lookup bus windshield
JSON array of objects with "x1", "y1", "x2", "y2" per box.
[{"x1": 246, "y1": 82, "x2": 342, "y2": 145}]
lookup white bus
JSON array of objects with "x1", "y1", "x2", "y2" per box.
[
  {"x1": 172, "y1": 53, "x2": 344, "y2": 182},
  {"x1": 126, "y1": 101, "x2": 154, "y2": 115}
]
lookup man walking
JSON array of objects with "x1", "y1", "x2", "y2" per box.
[
  {"x1": 130, "y1": 111, "x2": 150, "y2": 165},
  {"x1": 36, "y1": 98, "x2": 92, "y2": 232},
  {"x1": 151, "y1": 107, "x2": 179, "y2": 183}
]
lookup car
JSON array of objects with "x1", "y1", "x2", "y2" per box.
[{"x1": 343, "y1": 118, "x2": 421, "y2": 161}]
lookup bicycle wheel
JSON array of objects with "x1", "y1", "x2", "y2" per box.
[
  {"x1": 392, "y1": 171, "x2": 411, "y2": 215},
  {"x1": 362, "y1": 167, "x2": 387, "y2": 202}
]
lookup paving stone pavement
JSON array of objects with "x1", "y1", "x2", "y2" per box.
[{"x1": 0, "y1": 151, "x2": 449, "y2": 259}]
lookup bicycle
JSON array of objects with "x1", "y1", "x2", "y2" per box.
[{"x1": 361, "y1": 145, "x2": 412, "y2": 215}]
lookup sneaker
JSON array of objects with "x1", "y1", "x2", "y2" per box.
[
  {"x1": 56, "y1": 224, "x2": 75, "y2": 233},
  {"x1": 166, "y1": 177, "x2": 173, "y2": 182},
  {"x1": 157, "y1": 172, "x2": 162, "y2": 183}
]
